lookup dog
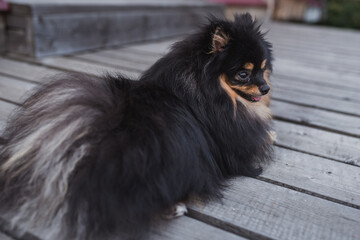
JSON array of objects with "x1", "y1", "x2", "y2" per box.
[{"x1": 0, "y1": 14, "x2": 273, "y2": 240}]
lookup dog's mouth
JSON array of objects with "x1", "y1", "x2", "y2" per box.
[
  {"x1": 233, "y1": 88, "x2": 262, "y2": 102},
  {"x1": 251, "y1": 96, "x2": 262, "y2": 102}
]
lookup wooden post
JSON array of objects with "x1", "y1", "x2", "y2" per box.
[{"x1": 0, "y1": 0, "x2": 9, "y2": 54}]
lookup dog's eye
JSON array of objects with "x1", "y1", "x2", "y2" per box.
[{"x1": 236, "y1": 71, "x2": 251, "y2": 82}]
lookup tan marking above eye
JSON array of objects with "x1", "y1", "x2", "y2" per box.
[
  {"x1": 261, "y1": 59, "x2": 267, "y2": 69},
  {"x1": 244, "y1": 62, "x2": 254, "y2": 71}
]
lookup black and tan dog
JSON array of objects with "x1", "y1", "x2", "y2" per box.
[{"x1": 0, "y1": 14, "x2": 274, "y2": 240}]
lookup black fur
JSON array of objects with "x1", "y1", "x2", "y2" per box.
[{"x1": 0, "y1": 14, "x2": 273, "y2": 240}]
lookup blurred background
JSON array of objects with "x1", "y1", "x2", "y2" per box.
[{"x1": 0, "y1": 0, "x2": 359, "y2": 58}]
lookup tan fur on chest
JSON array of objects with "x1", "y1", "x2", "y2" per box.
[{"x1": 236, "y1": 96, "x2": 272, "y2": 122}]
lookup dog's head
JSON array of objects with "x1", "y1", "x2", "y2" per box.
[{"x1": 206, "y1": 14, "x2": 273, "y2": 104}]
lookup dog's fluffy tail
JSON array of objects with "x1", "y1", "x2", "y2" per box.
[{"x1": 0, "y1": 73, "x2": 150, "y2": 239}]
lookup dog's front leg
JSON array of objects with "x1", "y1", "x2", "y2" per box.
[{"x1": 162, "y1": 203, "x2": 188, "y2": 219}]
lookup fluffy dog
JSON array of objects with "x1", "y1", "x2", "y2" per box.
[{"x1": 0, "y1": 14, "x2": 273, "y2": 240}]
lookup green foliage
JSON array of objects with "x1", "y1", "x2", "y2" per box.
[{"x1": 325, "y1": 0, "x2": 360, "y2": 29}]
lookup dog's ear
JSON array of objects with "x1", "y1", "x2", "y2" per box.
[
  {"x1": 210, "y1": 27, "x2": 229, "y2": 54},
  {"x1": 234, "y1": 13, "x2": 254, "y2": 25}
]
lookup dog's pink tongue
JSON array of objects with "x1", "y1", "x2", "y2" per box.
[{"x1": 253, "y1": 96, "x2": 261, "y2": 102}]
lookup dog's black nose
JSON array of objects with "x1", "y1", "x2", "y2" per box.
[{"x1": 259, "y1": 85, "x2": 270, "y2": 95}]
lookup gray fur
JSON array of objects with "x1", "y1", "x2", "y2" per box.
[{"x1": 0, "y1": 74, "x2": 106, "y2": 240}]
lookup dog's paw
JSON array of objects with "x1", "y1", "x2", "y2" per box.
[
  {"x1": 269, "y1": 130, "x2": 277, "y2": 144},
  {"x1": 162, "y1": 203, "x2": 188, "y2": 219}
]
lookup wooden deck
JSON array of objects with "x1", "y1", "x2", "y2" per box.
[{"x1": 0, "y1": 21, "x2": 360, "y2": 240}]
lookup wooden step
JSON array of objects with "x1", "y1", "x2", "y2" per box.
[{"x1": 4, "y1": 0, "x2": 223, "y2": 57}]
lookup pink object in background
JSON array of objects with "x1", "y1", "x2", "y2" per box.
[{"x1": 0, "y1": 0, "x2": 9, "y2": 11}]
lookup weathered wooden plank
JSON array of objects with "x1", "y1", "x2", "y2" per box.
[
  {"x1": 274, "y1": 44, "x2": 360, "y2": 64},
  {"x1": 0, "y1": 75, "x2": 38, "y2": 104},
  {"x1": 274, "y1": 120, "x2": 360, "y2": 166},
  {"x1": 273, "y1": 74, "x2": 360, "y2": 99},
  {"x1": 274, "y1": 73, "x2": 360, "y2": 96},
  {"x1": 72, "y1": 53, "x2": 146, "y2": 73},
  {"x1": 272, "y1": 87, "x2": 360, "y2": 117},
  {"x1": 271, "y1": 32, "x2": 360, "y2": 53},
  {"x1": 0, "y1": 56, "x2": 138, "y2": 85},
  {"x1": 272, "y1": 76, "x2": 360, "y2": 117},
  {"x1": 0, "y1": 58, "x2": 63, "y2": 83},
  {"x1": 274, "y1": 51, "x2": 360, "y2": 74},
  {"x1": 3, "y1": 55, "x2": 139, "y2": 80},
  {"x1": 0, "y1": 101, "x2": 16, "y2": 120},
  {"x1": 150, "y1": 216, "x2": 245, "y2": 240},
  {"x1": 1, "y1": 56, "x2": 137, "y2": 84},
  {"x1": 270, "y1": 22, "x2": 360, "y2": 41},
  {"x1": 97, "y1": 48, "x2": 160, "y2": 65},
  {"x1": 270, "y1": 27, "x2": 360, "y2": 46},
  {"x1": 263, "y1": 147, "x2": 360, "y2": 207},
  {"x1": 188, "y1": 178, "x2": 360, "y2": 240},
  {"x1": 274, "y1": 58, "x2": 360, "y2": 86},
  {"x1": 270, "y1": 35, "x2": 360, "y2": 56},
  {"x1": 33, "y1": 57, "x2": 140, "y2": 78},
  {"x1": 268, "y1": 24, "x2": 360, "y2": 51},
  {"x1": 72, "y1": 48, "x2": 159, "y2": 73},
  {"x1": 0, "y1": 215, "x2": 243, "y2": 240},
  {"x1": 0, "y1": 101, "x2": 17, "y2": 131},
  {"x1": 271, "y1": 100, "x2": 360, "y2": 137},
  {"x1": 125, "y1": 39, "x2": 174, "y2": 55},
  {"x1": 0, "y1": 232, "x2": 14, "y2": 240}
]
